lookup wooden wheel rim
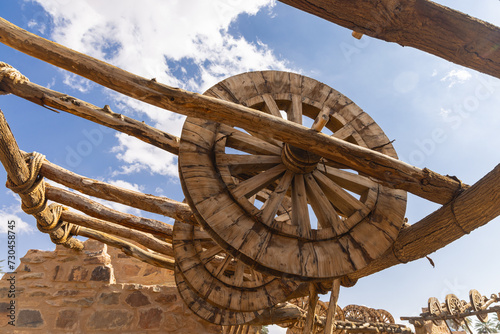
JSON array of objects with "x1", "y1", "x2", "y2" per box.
[
  {"x1": 428, "y1": 297, "x2": 443, "y2": 326},
  {"x1": 469, "y1": 289, "x2": 488, "y2": 323},
  {"x1": 445, "y1": 294, "x2": 465, "y2": 326},
  {"x1": 179, "y1": 71, "x2": 407, "y2": 280},
  {"x1": 174, "y1": 265, "x2": 262, "y2": 325},
  {"x1": 376, "y1": 309, "x2": 395, "y2": 324},
  {"x1": 344, "y1": 304, "x2": 369, "y2": 322},
  {"x1": 173, "y1": 219, "x2": 299, "y2": 312}
]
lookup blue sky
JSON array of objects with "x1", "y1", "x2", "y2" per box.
[{"x1": 0, "y1": 0, "x2": 499, "y2": 331}]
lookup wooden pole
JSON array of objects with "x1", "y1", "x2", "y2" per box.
[
  {"x1": 60, "y1": 210, "x2": 174, "y2": 257},
  {"x1": 346, "y1": 163, "x2": 500, "y2": 281},
  {"x1": 324, "y1": 279, "x2": 341, "y2": 334},
  {"x1": 0, "y1": 75, "x2": 180, "y2": 155},
  {"x1": 37, "y1": 157, "x2": 196, "y2": 225},
  {"x1": 45, "y1": 184, "x2": 174, "y2": 240},
  {"x1": 0, "y1": 21, "x2": 464, "y2": 204},
  {"x1": 76, "y1": 226, "x2": 175, "y2": 270},
  {"x1": 278, "y1": 0, "x2": 500, "y2": 79},
  {"x1": 0, "y1": 108, "x2": 82, "y2": 249},
  {"x1": 303, "y1": 284, "x2": 320, "y2": 334}
]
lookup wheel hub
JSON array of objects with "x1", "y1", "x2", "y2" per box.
[{"x1": 281, "y1": 143, "x2": 321, "y2": 174}]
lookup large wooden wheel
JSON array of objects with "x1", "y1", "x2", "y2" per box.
[
  {"x1": 173, "y1": 219, "x2": 299, "y2": 312},
  {"x1": 469, "y1": 289, "x2": 488, "y2": 323},
  {"x1": 179, "y1": 71, "x2": 407, "y2": 280},
  {"x1": 174, "y1": 265, "x2": 262, "y2": 325},
  {"x1": 428, "y1": 297, "x2": 444, "y2": 326},
  {"x1": 445, "y1": 294, "x2": 465, "y2": 327},
  {"x1": 376, "y1": 309, "x2": 395, "y2": 324}
]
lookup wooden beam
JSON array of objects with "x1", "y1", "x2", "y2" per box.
[
  {"x1": 45, "y1": 184, "x2": 174, "y2": 241},
  {"x1": 37, "y1": 157, "x2": 196, "y2": 225},
  {"x1": 0, "y1": 75, "x2": 180, "y2": 155},
  {"x1": 60, "y1": 209, "x2": 174, "y2": 257},
  {"x1": 0, "y1": 19, "x2": 465, "y2": 204},
  {"x1": 346, "y1": 163, "x2": 500, "y2": 281},
  {"x1": 76, "y1": 226, "x2": 175, "y2": 270},
  {"x1": 278, "y1": 0, "x2": 500, "y2": 79},
  {"x1": 0, "y1": 108, "x2": 83, "y2": 249}
]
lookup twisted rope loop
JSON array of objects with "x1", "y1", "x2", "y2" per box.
[
  {"x1": 5, "y1": 152, "x2": 80, "y2": 246},
  {"x1": 0, "y1": 62, "x2": 29, "y2": 95}
]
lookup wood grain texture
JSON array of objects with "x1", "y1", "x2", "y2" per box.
[
  {"x1": 173, "y1": 220, "x2": 299, "y2": 312},
  {"x1": 278, "y1": 0, "x2": 500, "y2": 79},
  {"x1": 179, "y1": 71, "x2": 407, "y2": 280},
  {"x1": 0, "y1": 109, "x2": 82, "y2": 249},
  {"x1": 0, "y1": 20, "x2": 464, "y2": 204}
]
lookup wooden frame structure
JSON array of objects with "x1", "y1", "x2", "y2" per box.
[{"x1": 0, "y1": 1, "x2": 499, "y2": 332}]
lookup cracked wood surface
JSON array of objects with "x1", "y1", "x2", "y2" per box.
[
  {"x1": 279, "y1": 0, "x2": 500, "y2": 79},
  {"x1": 0, "y1": 18, "x2": 465, "y2": 204}
]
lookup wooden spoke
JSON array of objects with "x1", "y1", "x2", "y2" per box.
[
  {"x1": 291, "y1": 174, "x2": 312, "y2": 238},
  {"x1": 311, "y1": 107, "x2": 333, "y2": 132},
  {"x1": 200, "y1": 244, "x2": 224, "y2": 264},
  {"x1": 320, "y1": 165, "x2": 377, "y2": 195},
  {"x1": 304, "y1": 173, "x2": 345, "y2": 232},
  {"x1": 262, "y1": 93, "x2": 283, "y2": 118},
  {"x1": 260, "y1": 170, "x2": 295, "y2": 225},
  {"x1": 214, "y1": 254, "x2": 233, "y2": 278},
  {"x1": 221, "y1": 124, "x2": 282, "y2": 156},
  {"x1": 218, "y1": 154, "x2": 282, "y2": 174},
  {"x1": 312, "y1": 170, "x2": 369, "y2": 217},
  {"x1": 287, "y1": 94, "x2": 302, "y2": 124},
  {"x1": 180, "y1": 71, "x2": 407, "y2": 280},
  {"x1": 232, "y1": 164, "x2": 287, "y2": 199},
  {"x1": 233, "y1": 260, "x2": 246, "y2": 286}
]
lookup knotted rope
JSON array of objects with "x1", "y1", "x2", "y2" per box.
[
  {"x1": 0, "y1": 62, "x2": 29, "y2": 95},
  {"x1": 6, "y1": 152, "x2": 80, "y2": 246}
]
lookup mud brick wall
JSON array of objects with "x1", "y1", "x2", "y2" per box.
[{"x1": 0, "y1": 239, "x2": 259, "y2": 333}]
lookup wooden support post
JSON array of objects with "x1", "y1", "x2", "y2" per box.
[
  {"x1": 76, "y1": 226, "x2": 175, "y2": 270},
  {"x1": 0, "y1": 21, "x2": 465, "y2": 204},
  {"x1": 324, "y1": 279, "x2": 341, "y2": 334},
  {"x1": 37, "y1": 157, "x2": 195, "y2": 225},
  {"x1": 0, "y1": 76, "x2": 180, "y2": 155},
  {"x1": 346, "y1": 163, "x2": 500, "y2": 281},
  {"x1": 0, "y1": 108, "x2": 82, "y2": 249},
  {"x1": 45, "y1": 184, "x2": 174, "y2": 240},
  {"x1": 278, "y1": 0, "x2": 500, "y2": 79},
  {"x1": 304, "y1": 284, "x2": 320, "y2": 334}
]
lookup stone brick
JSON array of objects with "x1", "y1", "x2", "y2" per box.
[
  {"x1": 143, "y1": 266, "x2": 161, "y2": 276},
  {"x1": 90, "y1": 265, "x2": 111, "y2": 281},
  {"x1": 68, "y1": 266, "x2": 88, "y2": 281},
  {"x1": 0, "y1": 302, "x2": 9, "y2": 314},
  {"x1": 20, "y1": 272, "x2": 43, "y2": 280},
  {"x1": 87, "y1": 310, "x2": 132, "y2": 330},
  {"x1": 53, "y1": 289, "x2": 80, "y2": 297},
  {"x1": 17, "y1": 309, "x2": 44, "y2": 327},
  {"x1": 58, "y1": 255, "x2": 79, "y2": 262},
  {"x1": 56, "y1": 309, "x2": 78, "y2": 329},
  {"x1": 20, "y1": 256, "x2": 47, "y2": 264},
  {"x1": 155, "y1": 293, "x2": 178, "y2": 304},
  {"x1": 29, "y1": 291, "x2": 48, "y2": 297},
  {"x1": 139, "y1": 307, "x2": 162, "y2": 329},
  {"x1": 122, "y1": 264, "x2": 141, "y2": 276},
  {"x1": 98, "y1": 291, "x2": 121, "y2": 305},
  {"x1": 125, "y1": 290, "x2": 151, "y2": 307},
  {"x1": 46, "y1": 297, "x2": 94, "y2": 307}
]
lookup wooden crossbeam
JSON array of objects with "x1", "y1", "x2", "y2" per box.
[
  {"x1": 0, "y1": 19, "x2": 465, "y2": 204},
  {"x1": 278, "y1": 0, "x2": 500, "y2": 79}
]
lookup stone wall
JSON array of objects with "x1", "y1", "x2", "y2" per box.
[{"x1": 0, "y1": 239, "x2": 261, "y2": 333}]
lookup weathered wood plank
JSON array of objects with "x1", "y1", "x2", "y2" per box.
[
  {"x1": 278, "y1": 0, "x2": 500, "y2": 79},
  {"x1": 0, "y1": 20, "x2": 464, "y2": 204}
]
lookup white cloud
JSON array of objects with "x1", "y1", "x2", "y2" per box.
[
  {"x1": 34, "y1": 0, "x2": 288, "y2": 176},
  {"x1": 440, "y1": 69, "x2": 472, "y2": 88},
  {"x1": 111, "y1": 133, "x2": 178, "y2": 177},
  {"x1": 0, "y1": 202, "x2": 34, "y2": 234}
]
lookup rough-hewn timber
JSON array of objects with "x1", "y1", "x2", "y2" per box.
[
  {"x1": 278, "y1": 0, "x2": 500, "y2": 79},
  {"x1": 0, "y1": 19, "x2": 465, "y2": 204}
]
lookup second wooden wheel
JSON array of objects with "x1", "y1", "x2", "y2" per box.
[
  {"x1": 179, "y1": 71, "x2": 407, "y2": 280},
  {"x1": 173, "y1": 219, "x2": 299, "y2": 312}
]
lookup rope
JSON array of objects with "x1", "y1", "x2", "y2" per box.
[
  {"x1": 6, "y1": 151, "x2": 79, "y2": 246},
  {"x1": 0, "y1": 62, "x2": 29, "y2": 95}
]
